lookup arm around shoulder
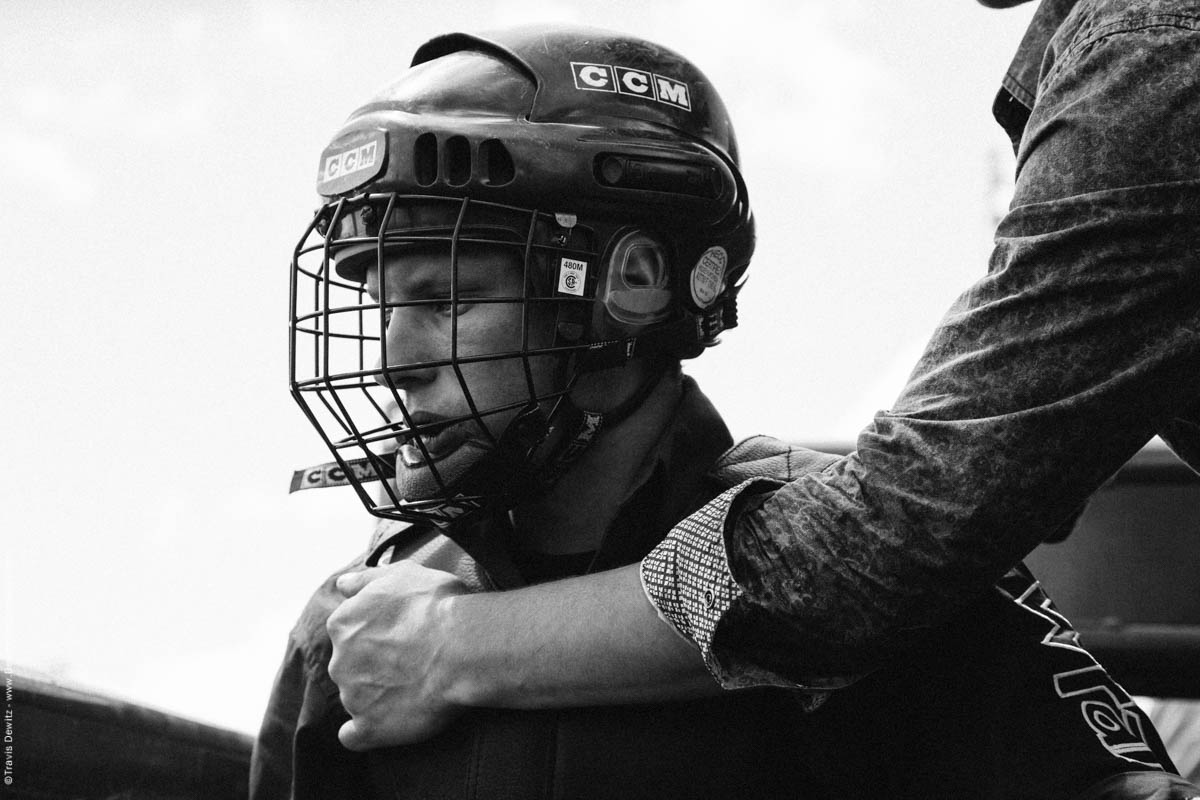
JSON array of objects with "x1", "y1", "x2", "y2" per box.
[{"x1": 443, "y1": 562, "x2": 719, "y2": 710}]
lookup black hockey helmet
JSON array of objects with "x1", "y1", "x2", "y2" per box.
[{"x1": 289, "y1": 25, "x2": 754, "y2": 526}]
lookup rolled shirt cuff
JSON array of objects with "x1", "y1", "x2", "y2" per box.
[{"x1": 640, "y1": 477, "x2": 831, "y2": 707}]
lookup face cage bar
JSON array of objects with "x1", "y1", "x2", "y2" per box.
[{"x1": 289, "y1": 193, "x2": 606, "y2": 525}]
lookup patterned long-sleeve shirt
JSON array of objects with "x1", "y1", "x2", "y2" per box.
[{"x1": 642, "y1": 0, "x2": 1200, "y2": 689}]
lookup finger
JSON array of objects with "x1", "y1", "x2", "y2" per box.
[
  {"x1": 335, "y1": 567, "x2": 384, "y2": 597},
  {"x1": 338, "y1": 718, "x2": 372, "y2": 751},
  {"x1": 325, "y1": 596, "x2": 364, "y2": 648}
]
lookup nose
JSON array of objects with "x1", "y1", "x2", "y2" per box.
[{"x1": 372, "y1": 305, "x2": 437, "y2": 390}]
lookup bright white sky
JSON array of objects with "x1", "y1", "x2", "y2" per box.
[{"x1": 2, "y1": 0, "x2": 1037, "y2": 734}]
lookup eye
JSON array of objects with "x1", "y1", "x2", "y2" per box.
[{"x1": 432, "y1": 299, "x2": 473, "y2": 317}]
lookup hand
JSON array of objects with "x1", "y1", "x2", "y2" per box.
[{"x1": 327, "y1": 559, "x2": 470, "y2": 750}]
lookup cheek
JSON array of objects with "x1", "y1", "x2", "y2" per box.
[
  {"x1": 448, "y1": 305, "x2": 565, "y2": 402},
  {"x1": 458, "y1": 353, "x2": 544, "y2": 398},
  {"x1": 455, "y1": 304, "x2": 519, "y2": 352},
  {"x1": 452, "y1": 343, "x2": 565, "y2": 417}
]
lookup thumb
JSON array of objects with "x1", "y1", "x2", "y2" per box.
[
  {"x1": 338, "y1": 717, "x2": 371, "y2": 751},
  {"x1": 335, "y1": 567, "x2": 385, "y2": 598}
]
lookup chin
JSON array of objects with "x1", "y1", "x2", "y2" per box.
[{"x1": 392, "y1": 440, "x2": 491, "y2": 503}]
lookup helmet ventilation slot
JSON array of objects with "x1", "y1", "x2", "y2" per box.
[
  {"x1": 414, "y1": 133, "x2": 438, "y2": 186},
  {"x1": 480, "y1": 139, "x2": 515, "y2": 186},
  {"x1": 444, "y1": 135, "x2": 472, "y2": 186}
]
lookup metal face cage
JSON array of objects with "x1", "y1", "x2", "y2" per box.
[{"x1": 289, "y1": 192, "x2": 601, "y2": 525}]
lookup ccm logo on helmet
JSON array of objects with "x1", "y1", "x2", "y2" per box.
[
  {"x1": 322, "y1": 140, "x2": 379, "y2": 183},
  {"x1": 570, "y1": 62, "x2": 691, "y2": 111}
]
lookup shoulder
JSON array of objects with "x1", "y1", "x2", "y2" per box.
[
  {"x1": 289, "y1": 551, "x2": 372, "y2": 648},
  {"x1": 368, "y1": 519, "x2": 491, "y2": 591},
  {"x1": 710, "y1": 435, "x2": 842, "y2": 490},
  {"x1": 287, "y1": 527, "x2": 491, "y2": 662}
]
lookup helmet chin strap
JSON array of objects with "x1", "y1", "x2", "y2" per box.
[{"x1": 534, "y1": 360, "x2": 666, "y2": 487}]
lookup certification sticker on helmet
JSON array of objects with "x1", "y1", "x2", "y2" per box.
[
  {"x1": 557, "y1": 257, "x2": 588, "y2": 297},
  {"x1": 690, "y1": 246, "x2": 727, "y2": 308}
]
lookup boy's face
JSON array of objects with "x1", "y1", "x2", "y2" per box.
[{"x1": 365, "y1": 245, "x2": 563, "y2": 502}]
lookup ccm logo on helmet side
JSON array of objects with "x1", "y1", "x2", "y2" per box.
[
  {"x1": 324, "y1": 141, "x2": 378, "y2": 183},
  {"x1": 570, "y1": 62, "x2": 691, "y2": 111},
  {"x1": 316, "y1": 129, "x2": 388, "y2": 196}
]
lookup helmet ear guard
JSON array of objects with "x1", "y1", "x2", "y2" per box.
[
  {"x1": 593, "y1": 228, "x2": 673, "y2": 336},
  {"x1": 547, "y1": 224, "x2": 738, "y2": 368}
]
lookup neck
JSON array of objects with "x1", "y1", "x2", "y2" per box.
[{"x1": 511, "y1": 363, "x2": 682, "y2": 555}]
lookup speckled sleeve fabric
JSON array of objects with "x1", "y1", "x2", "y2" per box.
[
  {"x1": 640, "y1": 477, "x2": 817, "y2": 689},
  {"x1": 643, "y1": 0, "x2": 1200, "y2": 689}
]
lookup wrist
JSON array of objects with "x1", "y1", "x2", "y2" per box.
[{"x1": 434, "y1": 590, "x2": 498, "y2": 708}]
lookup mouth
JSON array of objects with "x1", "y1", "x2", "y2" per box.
[{"x1": 396, "y1": 413, "x2": 474, "y2": 467}]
